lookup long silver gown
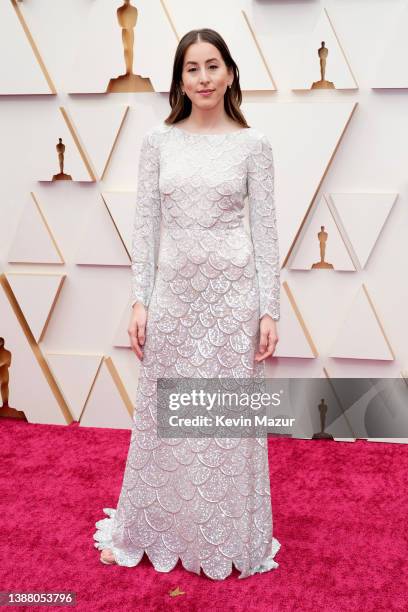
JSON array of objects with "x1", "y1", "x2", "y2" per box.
[{"x1": 94, "y1": 121, "x2": 281, "y2": 580}]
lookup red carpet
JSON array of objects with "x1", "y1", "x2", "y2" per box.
[{"x1": 1, "y1": 417, "x2": 407, "y2": 612}]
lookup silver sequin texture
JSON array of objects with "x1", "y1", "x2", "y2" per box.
[{"x1": 93, "y1": 122, "x2": 281, "y2": 580}]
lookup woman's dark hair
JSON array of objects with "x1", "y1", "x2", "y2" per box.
[{"x1": 164, "y1": 28, "x2": 249, "y2": 128}]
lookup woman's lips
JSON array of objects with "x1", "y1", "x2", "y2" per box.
[{"x1": 198, "y1": 90, "x2": 214, "y2": 96}]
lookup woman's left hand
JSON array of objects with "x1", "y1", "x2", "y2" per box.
[{"x1": 255, "y1": 315, "x2": 279, "y2": 362}]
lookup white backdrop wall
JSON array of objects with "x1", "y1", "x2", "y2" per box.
[{"x1": 1, "y1": 0, "x2": 408, "y2": 432}]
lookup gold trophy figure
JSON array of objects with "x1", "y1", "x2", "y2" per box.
[
  {"x1": 0, "y1": 337, "x2": 25, "y2": 420},
  {"x1": 0, "y1": 337, "x2": 11, "y2": 409},
  {"x1": 311, "y1": 41, "x2": 335, "y2": 89},
  {"x1": 107, "y1": 0, "x2": 153, "y2": 92},
  {"x1": 52, "y1": 138, "x2": 72, "y2": 181},
  {"x1": 312, "y1": 398, "x2": 334, "y2": 440},
  {"x1": 312, "y1": 225, "x2": 334, "y2": 269}
]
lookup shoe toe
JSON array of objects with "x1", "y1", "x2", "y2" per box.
[{"x1": 100, "y1": 550, "x2": 116, "y2": 564}]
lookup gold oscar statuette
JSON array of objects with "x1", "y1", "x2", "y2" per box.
[
  {"x1": 311, "y1": 41, "x2": 335, "y2": 89},
  {"x1": 312, "y1": 398, "x2": 334, "y2": 440},
  {"x1": 52, "y1": 138, "x2": 72, "y2": 181},
  {"x1": 0, "y1": 337, "x2": 26, "y2": 420},
  {"x1": 107, "y1": 0, "x2": 153, "y2": 93},
  {"x1": 311, "y1": 225, "x2": 334, "y2": 269}
]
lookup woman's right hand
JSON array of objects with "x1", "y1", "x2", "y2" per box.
[{"x1": 128, "y1": 302, "x2": 148, "y2": 361}]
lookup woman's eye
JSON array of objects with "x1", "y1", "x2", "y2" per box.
[{"x1": 187, "y1": 66, "x2": 218, "y2": 72}]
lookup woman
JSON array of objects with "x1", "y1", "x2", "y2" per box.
[{"x1": 94, "y1": 27, "x2": 281, "y2": 580}]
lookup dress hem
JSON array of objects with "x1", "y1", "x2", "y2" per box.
[{"x1": 93, "y1": 507, "x2": 281, "y2": 581}]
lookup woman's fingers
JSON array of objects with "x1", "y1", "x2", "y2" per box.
[
  {"x1": 128, "y1": 323, "x2": 144, "y2": 361},
  {"x1": 137, "y1": 324, "x2": 146, "y2": 347},
  {"x1": 267, "y1": 332, "x2": 278, "y2": 357},
  {"x1": 128, "y1": 303, "x2": 148, "y2": 361},
  {"x1": 255, "y1": 330, "x2": 279, "y2": 362},
  {"x1": 258, "y1": 329, "x2": 268, "y2": 355}
]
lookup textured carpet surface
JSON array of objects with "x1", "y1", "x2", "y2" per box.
[{"x1": 1, "y1": 418, "x2": 407, "y2": 612}]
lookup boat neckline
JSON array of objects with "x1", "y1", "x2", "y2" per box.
[{"x1": 171, "y1": 124, "x2": 252, "y2": 136}]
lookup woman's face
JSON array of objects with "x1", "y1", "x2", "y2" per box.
[{"x1": 180, "y1": 41, "x2": 233, "y2": 109}]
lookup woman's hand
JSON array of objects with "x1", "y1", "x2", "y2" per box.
[
  {"x1": 128, "y1": 302, "x2": 148, "y2": 361},
  {"x1": 255, "y1": 315, "x2": 279, "y2": 362}
]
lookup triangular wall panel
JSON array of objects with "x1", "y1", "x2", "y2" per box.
[
  {"x1": 45, "y1": 352, "x2": 104, "y2": 422},
  {"x1": 102, "y1": 191, "x2": 137, "y2": 256},
  {"x1": 79, "y1": 357, "x2": 133, "y2": 429},
  {"x1": 37, "y1": 107, "x2": 95, "y2": 182},
  {"x1": 330, "y1": 284, "x2": 395, "y2": 360},
  {"x1": 8, "y1": 193, "x2": 64, "y2": 264},
  {"x1": 0, "y1": 0, "x2": 54, "y2": 94},
  {"x1": 6, "y1": 272, "x2": 65, "y2": 342},
  {"x1": 66, "y1": 105, "x2": 129, "y2": 181},
  {"x1": 0, "y1": 274, "x2": 72, "y2": 425},
  {"x1": 290, "y1": 8, "x2": 358, "y2": 90},
  {"x1": 290, "y1": 195, "x2": 355, "y2": 271},
  {"x1": 74, "y1": 199, "x2": 130, "y2": 266},
  {"x1": 242, "y1": 101, "x2": 358, "y2": 269},
  {"x1": 372, "y1": 4, "x2": 408, "y2": 88},
  {"x1": 329, "y1": 193, "x2": 397, "y2": 269},
  {"x1": 274, "y1": 282, "x2": 318, "y2": 359}
]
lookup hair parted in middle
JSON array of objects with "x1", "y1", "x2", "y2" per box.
[{"x1": 164, "y1": 28, "x2": 250, "y2": 129}]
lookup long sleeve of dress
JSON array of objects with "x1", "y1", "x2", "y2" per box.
[
  {"x1": 247, "y1": 133, "x2": 280, "y2": 320},
  {"x1": 130, "y1": 130, "x2": 161, "y2": 308}
]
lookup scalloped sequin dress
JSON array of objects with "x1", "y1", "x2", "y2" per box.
[{"x1": 93, "y1": 121, "x2": 281, "y2": 580}]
